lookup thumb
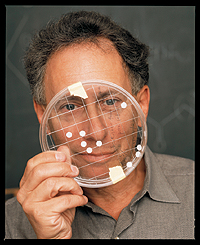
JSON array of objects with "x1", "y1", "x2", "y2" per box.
[
  {"x1": 56, "y1": 145, "x2": 79, "y2": 182},
  {"x1": 57, "y1": 145, "x2": 71, "y2": 164}
]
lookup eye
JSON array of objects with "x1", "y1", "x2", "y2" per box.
[
  {"x1": 105, "y1": 99, "x2": 117, "y2": 106},
  {"x1": 65, "y1": 104, "x2": 76, "y2": 110}
]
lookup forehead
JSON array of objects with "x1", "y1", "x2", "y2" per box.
[{"x1": 44, "y1": 40, "x2": 132, "y2": 104}]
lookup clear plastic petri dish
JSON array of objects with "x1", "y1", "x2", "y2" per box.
[{"x1": 39, "y1": 79, "x2": 147, "y2": 188}]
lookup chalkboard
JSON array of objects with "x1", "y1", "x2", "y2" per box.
[{"x1": 6, "y1": 6, "x2": 195, "y2": 188}]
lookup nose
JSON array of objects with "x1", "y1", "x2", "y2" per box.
[{"x1": 83, "y1": 104, "x2": 107, "y2": 142}]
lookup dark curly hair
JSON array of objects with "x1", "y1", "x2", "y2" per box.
[{"x1": 24, "y1": 10, "x2": 150, "y2": 104}]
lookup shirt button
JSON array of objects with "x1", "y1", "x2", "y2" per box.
[{"x1": 115, "y1": 237, "x2": 119, "y2": 239}]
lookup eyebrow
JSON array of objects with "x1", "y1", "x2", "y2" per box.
[
  {"x1": 96, "y1": 90, "x2": 118, "y2": 101},
  {"x1": 55, "y1": 96, "x2": 83, "y2": 109},
  {"x1": 55, "y1": 89, "x2": 119, "y2": 108},
  {"x1": 59, "y1": 96, "x2": 83, "y2": 103}
]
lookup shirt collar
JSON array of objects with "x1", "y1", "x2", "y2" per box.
[
  {"x1": 84, "y1": 146, "x2": 180, "y2": 213},
  {"x1": 143, "y1": 146, "x2": 180, "y2": 204}
]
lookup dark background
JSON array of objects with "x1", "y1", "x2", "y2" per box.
[{"x1": 6, "y1": 6, "x2": 195, "y2": 188}]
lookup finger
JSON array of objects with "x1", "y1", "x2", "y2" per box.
[
  {"x1": 20, "y1": 148, "x2": 70, "y2": 188},
  {"x1": 57, "y1": 146, "x2": 71, "y2": 162},
  {"x1": 44, "y1": 194, "x2": 88, "y2": 213},
  {"x1": 20, "y1": 161, "x2": 79, "y2": 197},
  {"x1": 57, "y1": 145, "x2": 79, "y2": 175},
  {"x1": 27, "y1": 177, "x2": 83, "y2": 202}
]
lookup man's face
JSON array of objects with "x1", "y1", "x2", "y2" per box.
[{"x1": 41, "y1": 40, "x2": 140, "y2": 179}]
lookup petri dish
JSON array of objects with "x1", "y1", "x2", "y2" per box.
[{"x1": 39, "y1": 79, "x2": 147, "y2": 188}]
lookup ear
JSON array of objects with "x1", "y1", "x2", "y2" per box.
[
  {"x1": 136, "y1": 85, "x2": 150, "y2": 121},
  {"x1": 33, "y1": 100, "x2": 45, "y2": 124}
]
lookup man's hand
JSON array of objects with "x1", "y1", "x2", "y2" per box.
[{"x1": 17, "y1": 146, "x2": 88, "y2": 239}]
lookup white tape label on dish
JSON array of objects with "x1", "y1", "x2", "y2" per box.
[
  {"x1": 109, "y1": 166, "x2": 126, "y2": 184},
  {"x1": 68, "y1": 82, "x2": 88, "y2": 99}
]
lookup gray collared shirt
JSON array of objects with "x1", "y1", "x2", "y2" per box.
[{"x1": 5, "y1": 146, "x2": 194, "y2": 239}]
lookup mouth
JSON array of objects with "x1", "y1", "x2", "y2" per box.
[{"x1": 78, "y1": 151, "x2": 117, "y2": 164}]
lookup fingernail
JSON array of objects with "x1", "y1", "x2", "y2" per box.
[
  {"x1": 70, "y1": 165, "x2": 79, "y2": 174},
  {"x1": 83, "y1": 195, "x2": 88, "y2": 202},
  {"x1": 55, "y1": 152, "x2": 66, "y2": 161}
]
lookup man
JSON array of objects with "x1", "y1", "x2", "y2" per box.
[{"x1": 5, "y1": 11, "x2": 194, "y2": 239}]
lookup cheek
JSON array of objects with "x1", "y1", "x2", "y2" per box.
[
  {"x1": 47, "y1": 115, "x2": 79, "y2": 151},
  {"x1": 108, "y1": 115, "x2": 137, "y2": 150}
]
